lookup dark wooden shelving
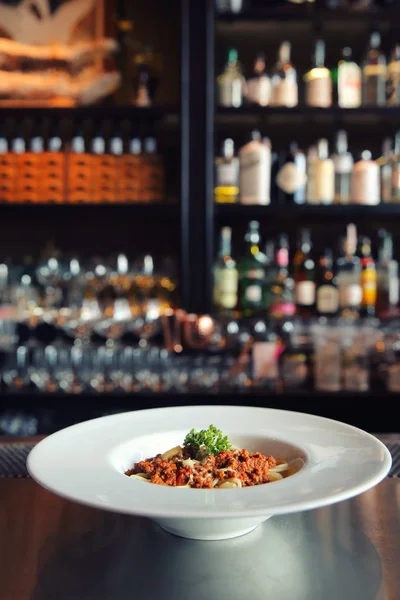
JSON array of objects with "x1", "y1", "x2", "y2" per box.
[
  {"x1": 216, "y1": 5, "x2": 394, "y2": 26},
  {"x1": 215, "y1": 106, "x2": 400, "y2": 126},
  {"x1": 0, "y1": 390, "x2": 398, "y2": 433},
  {"x1": 215, "y1": 203, "x2": 400, "y2": 222},
  {"x1": 0, "y1": 105, "x2": 180, "y2": 124},
  {"x1": 0, "y1": 202, "x2": 180, "y2": 221}
]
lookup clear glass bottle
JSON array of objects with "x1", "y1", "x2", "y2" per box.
[
  {"x1": 376, "y1": 229, "x2": 399, "y2": 316},
  {"x1": 239, "y1": 131, "x2": 271, "y2": 205},
  {"x1": 268, "y1": 234, "x2": 296, "y2": 319},
  {"x1": 217, "y1": 48, "x2": 245, "y2": 108},
  {"x1": 213, "y1": 226, "x2": 238, "y2": 315},
  {"x1": 293, "y1": 228, "x2": 316, "y2": 317},
  {"x1": 362, "y1": 32, "x2": 387, "y2": 106},
  {"x1": 391, "y1": 131, "x2": 400, "y2": 202},
  {"x1": 315, "y1": 249, "x2": 339, "y2": 317},
  {"x1": 332, "y1": 130, "x2": 353, "y2": 204},
  {"x1": 246, "y1": 53, "x2": 271, "y2": 107},
  {"x1": 337, "y1": 47, "x2": 362, "y2": 108},
  {"x1": 379, "y1": 137, "x2": 393, "y2": 203},
  {"x1": 387, "y1": 44, "x2": 400, "y2": 106},
  {"x1": 314, "y1": 139, "x2": 334, "y2": 204},
  {"x1": 304, "y1": 40, "x2": 332, "y2": 108},
  {"x1": 214, "y1": 138, "x2": 239, "y2": 204},
  {"x1": 214, "y1": 139, "x2": 239, "y2": 204},
  {"x1": 306, "y1": 145, "x2": 318, "y2": 204},
  {"x1": 352, "y1": 150, "x2": 380, "y2": 205},
  {"x1": 336, "y1": 223, "x2": 362, "y2": 318},
  {"x1": 238, "y1": 221, "x2": 266, "y2": 317},
  {"x1": 275, "y1": 142, "x2": 307, "y2": 205},
  {"x1": 270, "y1": 41, "x2": 298, "y2": 108}
]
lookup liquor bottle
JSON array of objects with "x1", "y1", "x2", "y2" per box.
[
  {"x1": 0, "y1": 136, "x2": 13, "y2": 203},
  {"x1": 217, "y1": 48, "x2": 245, "y2": 108},
  {"x1": 238, "y1": 221, "x2": 266, "y2": 317},
  {"x1": 293, "y1": 229, "x2": 316, "y2": 317},
  {"x1": 315, "y1": 249, "x2": 339, "y2": 317},
  {"x1": 376, "y1": 229, "x2": 399, "y2": 315},
  {"x1": 314, "y1": 139, "x2": 334, "y2": 205},
  {"x1": 358, "y1": 236, "x2": 377, "y2": 317},
  {"x1": 332, "y1": 130, "x2": 353, "y2": 204},
  {"x1": 362, "y1": 32, "x2": 386, "y2": 106},
  {"x1": 67, "y1": 132, "x2": 91, "y2": 204},
  {"x1": 213, "y1": 226, "x2": 238, "y2": 314},
  {"x1": 246, "y1": 53, "x2": 271, "y2": 107},
  {"x1": 270, "y1": 42, "x2": 298, "y2": 108},
  {"x1": 336, "y1": 224, "x2": 362, "y2": 318},
  {"x1": 391, "y1": 131, "x2": 400, "y2": 202},
  {"x1": 352, "y1": 151, "x2": 380, "y2": 205},
  {"x1": 216, "y1": 0, "x2": 243, "y2": 13},
  {"x1": 337, "y1": 47, "x2": 362, "y2": 108},
  {"x1": 379, "y1": 137, "x2": 393, "y2": 203},
  {"x1": 306, "y1": 145, "x2": 318, "y2": 204},
  {"x1": 142, "y1": 137, "x2": 164, "y2": 203},
  {"x1": 214, "y1": 139, "x2": 239, "y2": 203},
  {"x1": 42, "y1": 133, "x2": 65, "y2": 204},
  {"x1": 269, "y1": 234, "x2": 296, "y2": 319},
  {"x1": 304, "y1": 40, "x2": 332, "y2": 108},
  {"x1": 91, "y1": 136, "x2": 109, "y2": 203},
  {"x1": 275, "y1": 142, "x2": 306, "y2": 205},
  {"x1": 134, "y1": 61, "x2": 152, "y2": 107},
  {"x1": 239, "y1": 131, "x2": 271, "y2": 205},
  {"x1": 21, "y1": 135, "x2": 42, "y2": 203},
  {"x1": 387, "y1": 44, "x2": 400, "y2": 106}
]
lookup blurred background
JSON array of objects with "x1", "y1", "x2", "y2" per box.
[{"x1": 0, "y1": 0, "x2": 399, "y2": 436}]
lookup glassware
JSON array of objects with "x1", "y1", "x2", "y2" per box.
[
  {"x1": 311, "y1": 322, "x2": 342, "y2": 392},
  {"x1": 217, "y1": 48, "x2": 245, "y2": 108}
]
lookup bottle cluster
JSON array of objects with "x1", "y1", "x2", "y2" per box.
[
  {"x1": 0, "y1": 130, "x2": 165, "y2": 204},
  {"x1": 217, "y1": 33, "x2": 399, "y2": 109},
  {"x1": 214, "y1": 130, "x2": 400, "y2": 205},
  {"x1": 213, "y1": 222, "x2": 399, "y2": 319}
]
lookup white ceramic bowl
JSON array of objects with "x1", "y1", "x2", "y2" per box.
[{"x1": 27, "y1": 405, "x2": 392, "y2": 541}]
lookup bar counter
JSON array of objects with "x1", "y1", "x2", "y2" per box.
[{"x1": 0, "y1": 435, "x2": 399, "y2": 600}]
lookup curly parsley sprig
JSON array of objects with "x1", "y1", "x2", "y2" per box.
[{"x1": 183, "y1": 425, "x2": 231, "y2": 457}]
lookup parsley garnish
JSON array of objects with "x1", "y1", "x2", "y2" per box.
[{"x1": 183, "y1": 425, "x2": 231, "y2": 457}]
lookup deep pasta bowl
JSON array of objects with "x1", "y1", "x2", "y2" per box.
[{"x1": 27, "y1": 405, "x2": 391, "y2": 541}]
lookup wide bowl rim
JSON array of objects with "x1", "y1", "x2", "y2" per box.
[{"x1": 27, "y1": 405, "x2": 392, "y2": 519}]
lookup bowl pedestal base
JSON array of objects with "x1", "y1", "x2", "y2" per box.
[{"x1": 153, "y1": 515, "x2": 272, "y2": 541}]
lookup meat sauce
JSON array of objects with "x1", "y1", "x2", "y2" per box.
[{"x1": 125, "y1": 448, "x2": 279, "y2": 488}]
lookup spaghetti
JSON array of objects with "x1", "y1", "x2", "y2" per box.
[{"x1": 125, "y1": 427, "x2": 294, "y2": 488}]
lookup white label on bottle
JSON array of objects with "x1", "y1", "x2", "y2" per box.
[
  {"x1": 239, "y1": 145, "x2": 271, "y2": 204},
  {"x1": 276, "y1": 162, "x2": 306, "y2": 194},
  {"x1": 389, "y1": 277, "x2": 399, "y2": 305},
  {"x1": 333, "y1": 154, "x2": 353, "y2": 175},
  {"x1": 245, "y1": 285, "x2": 262, "y2": 302},
  {"x1": 306, "y1": 77, "x2": 332, "y2": 108},
  {"x1": 219, "y1": 79, "x2": 243, "y2": 108},
  {"x1": 246, "y1": 76, "x2": 271, "y2": 106},
  {"x1": 352, "y1": 162, "x2": 380, "y2": 205},
  {"x1": 295, "y1": 280, "x2": 316, "y2": 305},
  {"x1": 253, "y1": 341, "x2": 278, "y2": 380},
  {"x1": 317, "y1": 285, "x2": 339, "y2": 313},
  {"x1": 315, "y1": 160, "x2": 335, "y2": 204},
  {"x1": 271, "y1": 78, "x2": 298, "y2": 107},
  {"x1": 338, "y1": 63, "x2": 362, "y2": 108},
  {"x1": 346, "y1": 284, "x2": 362, "y2": 306},
  {"x1": 216, "y1": 163, "x2": 238, "y2": 187},
  {"x1": 214, "y1": 268, "x2": 238, "y2": 309}
]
